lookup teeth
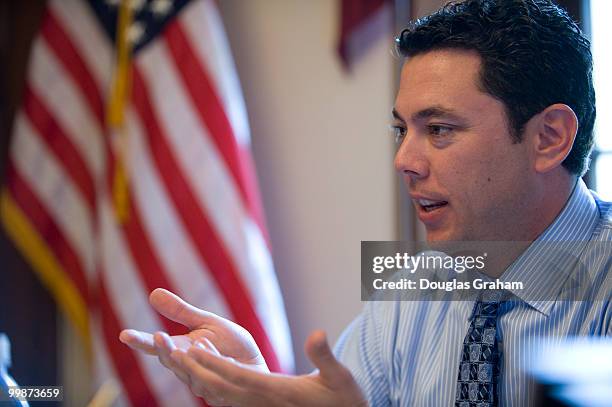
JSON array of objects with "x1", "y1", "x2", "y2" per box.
[{"x1": 418, "y1": 199, "x2": 439, "y2": 206}]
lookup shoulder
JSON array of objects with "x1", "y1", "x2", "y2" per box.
[
  {"x1": 577, "y1": 190, "x2": 612, "y2": 307},
  {"x1": 591, "y1": 190, "x2": 612, "y2": 239}
]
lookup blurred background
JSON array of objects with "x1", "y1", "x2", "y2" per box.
[{"x1": 0, "y1": 0, "x2": 603, "y2": 405}]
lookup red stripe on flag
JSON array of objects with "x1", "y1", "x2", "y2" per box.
[
  {"x1": 41, "y1": 8, "x2": 105, "y2": 123},
  {"x1": 98, "y1": 276, "x2": 160, "y2": 407},
  {"x1": 5, "y1": 162, "x2": 89, "y2": 305},
  {"x1": 21, "y1": 85, "x2": 97, "y2": 213},
  {"x1": 162, "y1": 21, "x2": 270, "y2": 244},
  {"x1": 131, "y1": 67, "x2": 282, "y2": 372}
]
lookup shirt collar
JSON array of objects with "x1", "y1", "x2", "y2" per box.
[{"x1": 499, "y1": 178, "x2": 600, "y2": 316}]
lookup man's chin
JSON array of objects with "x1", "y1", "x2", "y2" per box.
[{"x1": 424, "y1": 227, "x2": 463, "y2": 243}]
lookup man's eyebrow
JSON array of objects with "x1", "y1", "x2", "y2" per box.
[
  {"x1": 413, "y1": 106, "x2": 463, "y2": 121},
  {"x1": 392, "y1": 106, "x2": 468, "y2": 125},
  {"x1": 392, "y1": 108, "x2": 405, "y2": 122}
]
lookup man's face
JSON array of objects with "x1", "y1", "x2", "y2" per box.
[{"x1": 393, "y1": 49, "x2": 535, "y2": 242}]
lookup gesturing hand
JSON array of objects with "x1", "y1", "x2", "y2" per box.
[
  {"x1": 171, "y1": 329, "x2": 367, "y2": 406},
  {"x1": 119, "y1": 289, "x2": 367, "y2": 406},
  {"x1": 119, "y1": 288, "x2": 269, "y2": 383}
]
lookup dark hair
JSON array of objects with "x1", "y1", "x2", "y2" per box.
[{"x1": 396, "y1": 0, "x2": 595, "y2": 175}]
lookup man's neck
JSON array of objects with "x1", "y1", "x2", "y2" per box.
[{"x1": 484, "y1": 173, "x2": 578, "y2": 278}]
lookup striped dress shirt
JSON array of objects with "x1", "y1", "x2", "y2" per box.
[{"x1": 335, "y1": 179, "x2": 611, "y2": 406}]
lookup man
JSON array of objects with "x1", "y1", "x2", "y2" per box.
[{"x1": 120, "y1": 0, "x2": 611, "y2": 405}]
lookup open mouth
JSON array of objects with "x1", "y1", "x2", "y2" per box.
[{"x1": 417, "y1": 199, "x2": 449, "y2": 212}]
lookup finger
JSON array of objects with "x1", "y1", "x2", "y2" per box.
[
  {"x1": 186, "y1": 345, "x2": 274, "y2": 393},
  {"x1": 305, "y1": 330, "x2": 348, "y2": 383},
  {"x1": 198, "y1": 337, "x2": 221, "y2": 356},
  {"x1": 119, "y1": 329, "x2": 156, "y2": 355},
  {"x1": 154, "y1": 331, "x2": 176, "y2": 353},
  {"x1": 149, "y1": 288, "x2": 222, "y2": 330},
  {"x1": 172, "y1": 349, "x2": 245, "y2": 405},
  {"x1": 153, "y1": 332, "x2": 175, "y2": 367},
  {"x1": 153, "y1": 333, "x2": 190, "y2": 384},
  {"x1": 178, "y1": 348, "x2": 290, "y2": 406}
]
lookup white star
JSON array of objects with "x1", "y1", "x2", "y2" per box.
[
  {"x1": 127, "y1": 21, "x2": 146, "y2": 46},
  {"x1": 150, "y1": 0, "x2": 173, "y2": 17}
]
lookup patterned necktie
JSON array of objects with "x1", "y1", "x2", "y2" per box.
[{"x1": 456, "y1": 301, "x2": 501, "y2": 407}]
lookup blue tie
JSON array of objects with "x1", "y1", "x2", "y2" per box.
[{"x1": 456, "y1": 301, "x2": 501, "y2": 407}]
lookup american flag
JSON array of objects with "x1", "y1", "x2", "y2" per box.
[{"x1": 1, "y1": 0, "x2": 293, "y2": 405}]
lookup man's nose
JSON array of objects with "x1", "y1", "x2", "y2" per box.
[{"x1": 393, "y1": 134, "x2": 429, "y2": 180}]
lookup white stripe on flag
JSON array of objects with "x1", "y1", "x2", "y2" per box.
[
  {"x1": 11, "y1": 114, "x2": 96, "y2": 277},
  {"x1": 242, "y1": 219, "x2": 295, "y2": 372},
  {"x1": 28, "y1": 38, "x2": 105, "y2": 182},
  {"x1": 48, "y1": 0, "x2": 113, "y2": 94}
]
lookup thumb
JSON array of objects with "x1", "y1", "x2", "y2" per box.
[
  {"x1": 305, "y1": 330, "x2": 346, "y2": 383},
  {"x1": 149, "y1": 288, "x2": 220, "y2": 330}
]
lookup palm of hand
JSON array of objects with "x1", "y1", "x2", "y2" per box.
[{"x1": 178, "y1": 323, "x2": 268, "y2": 371}]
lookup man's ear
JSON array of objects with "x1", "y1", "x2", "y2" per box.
[{"x1": 530, "y1": 104, "x2": 578, "y2": 173}]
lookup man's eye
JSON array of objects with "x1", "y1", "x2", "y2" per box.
[
  {"x1": 390, "y1": 125, "x2": 407, "y2": 144},
  {"x1": 428, "y1": 125, "x2": 453, "y2": 138}
]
